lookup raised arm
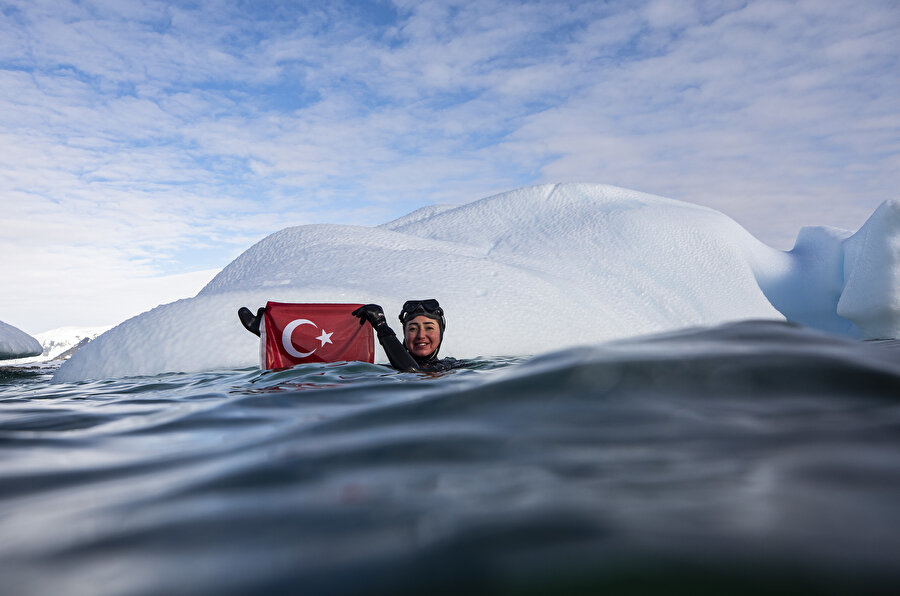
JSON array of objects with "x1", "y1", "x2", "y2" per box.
[{"x1": 352, "y1": 304, "x2": 421, "y2": 372}]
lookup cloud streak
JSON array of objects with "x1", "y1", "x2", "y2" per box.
[{"x1": 1, "y1": 0, "x2": 898, "y2": 333}]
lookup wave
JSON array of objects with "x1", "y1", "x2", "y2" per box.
[{"x1": 4, "y1": 320, "x2": 900, "y2": 594}]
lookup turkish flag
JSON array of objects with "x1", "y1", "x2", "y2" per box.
[{"x1": 260, "y1": 302, "x2": 374, "y2": 369}]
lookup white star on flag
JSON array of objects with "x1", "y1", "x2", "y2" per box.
[{"x1": 317, "y1": 329, "x2": 333, "y2": 346}]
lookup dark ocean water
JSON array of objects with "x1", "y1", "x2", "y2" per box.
[{"x1": 1, "y1": 320, "x2": 899, "y2": 595}]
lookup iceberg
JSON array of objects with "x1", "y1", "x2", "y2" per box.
[
  {"x1": 1, "y1": 326, "x2": 112, "y2": 365},
  {"x1": 0, "y1": 320, "x2": 43, "y2": 360},
  {"x1": 52, "y1": 184, "x2": 900, "y2": 382}
]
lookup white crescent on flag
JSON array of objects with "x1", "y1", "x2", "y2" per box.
[{"x1": 281, "y1": 319, "x2": 317, "y2": 358}]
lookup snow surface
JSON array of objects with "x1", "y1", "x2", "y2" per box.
[
  {"x1": 1, "y1": 326, "x2": 111, "y2": 365},
  {"x1": 52, "y1": 184, "x2": 900, "y2": 382},
  {"x1": 0, "y1": 320, "x2": 42, "y2": 360}
]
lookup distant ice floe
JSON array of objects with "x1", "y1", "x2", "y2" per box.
[
  {"x1": 0, "y1": 320, "x2": 42, "y2": 360},
  {"x1": 53, "y1": 184, "x2": 900, "y2": 382},
  {"x1": 2, "y1": 326, "x2": 112, "y2": 365}
]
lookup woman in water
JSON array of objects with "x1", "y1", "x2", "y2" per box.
[
  {"x1": 352, "y1": 299, "x2": 457, "y2": 372},
  {"x1": 238, "y1": 299, "x2": 457, "y2": 372}
]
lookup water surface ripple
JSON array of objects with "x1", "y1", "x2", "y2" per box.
[{"x1": 1, "y1": 320, "x2": 899, "y2": 595}]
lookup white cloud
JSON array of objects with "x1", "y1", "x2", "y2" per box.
[{"x1": 1, "y1": 0, "x2": 898, "y2": 332}]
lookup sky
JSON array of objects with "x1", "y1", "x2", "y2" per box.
[{"x1": 1, "y1": 0, "x2": 898, "y2": 335}]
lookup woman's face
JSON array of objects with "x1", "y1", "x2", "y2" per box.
[{"x1": 404, "y1": 315, "x2": 441, "y2": 358}]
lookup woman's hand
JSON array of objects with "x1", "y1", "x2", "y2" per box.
[{"x1": 352, "y1": 304, "x2": 386, "y2": 327}]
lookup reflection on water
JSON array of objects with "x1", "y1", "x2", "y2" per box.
[{"x1": 1, "y1": 321, "x2": 899, "y2": 595}]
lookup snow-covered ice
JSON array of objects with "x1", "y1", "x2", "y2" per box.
[
  {"x1": 1, "y1": 326, "x2": 111, "y2": 365},
  {"x1": 0, "y1": 320, "x2": 42, "y2": 360},
  {"x1": 52, "y1": 184, "x2": 900, "y2": 382}
]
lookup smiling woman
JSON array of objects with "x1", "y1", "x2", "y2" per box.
[
  {"x1": 404, "y1": 315, "x2": 441, "y2": 358},
  {"x1": 353, "y1": 299, "x2": 459, "y2": 373}
]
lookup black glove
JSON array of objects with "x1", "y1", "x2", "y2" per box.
[
  {"x1": 352, "y1": 304, "x2": 386, "y2": 327},
  {"x1": 238, "y1": 306, "x2": 265, "y2": 336}
]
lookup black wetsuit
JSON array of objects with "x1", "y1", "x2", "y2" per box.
[{"x1": 372, "y1": 322, "x2": 458, "y2": 373}]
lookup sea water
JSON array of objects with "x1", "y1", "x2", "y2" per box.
[{"x1": 1, "y1": 320, "x2": 899, "y2": 595}]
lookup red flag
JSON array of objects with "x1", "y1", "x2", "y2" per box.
[{"x1": 260, "y1": 302, "x2": 374, "y2": 369}]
